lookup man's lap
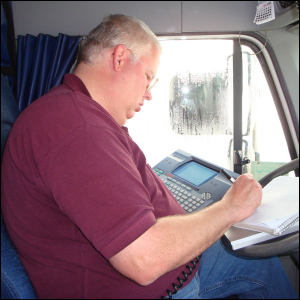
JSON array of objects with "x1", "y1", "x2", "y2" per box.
[{"x1": 171, "y1": 239, "x2": 297, "y2": 299}]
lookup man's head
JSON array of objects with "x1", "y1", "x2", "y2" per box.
[
  {"x1": 74, "y1": 14, "x2": 162, "y2": 126},
  {"x1": 77, "y1": 14, "x2": 162, "y2": 66}
]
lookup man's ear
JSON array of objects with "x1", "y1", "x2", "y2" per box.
[{"x1": 112, "y1": 45, "x2": 128, "y2": 72}]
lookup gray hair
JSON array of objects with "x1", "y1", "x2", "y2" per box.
[{"x1": 77, "y1": 14, "x2": 162, "y2": 65}]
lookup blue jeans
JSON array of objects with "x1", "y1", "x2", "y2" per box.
[{"x1": 171, "y1": 239, "x2": 297, "y2": 299}]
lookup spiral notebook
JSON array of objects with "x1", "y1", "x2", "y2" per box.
[{"x1": 233, "y1": 176, "x2": 299, "y2": 235}]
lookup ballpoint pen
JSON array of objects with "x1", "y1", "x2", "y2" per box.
[{"x1": 220, "y1": 169, "x2": 235, "y2": 183}]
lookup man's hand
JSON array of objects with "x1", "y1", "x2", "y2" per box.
[{"x1": 221, "y1": 174, "x2": 262, "y2": 224}]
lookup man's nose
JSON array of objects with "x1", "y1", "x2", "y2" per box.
[{"x1": 143, "y1": 90, "x2": 152, "y2": 101}]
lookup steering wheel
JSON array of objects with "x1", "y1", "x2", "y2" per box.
[{"x1": 221, "y1": 158, "x2": 299, "y2": 257}]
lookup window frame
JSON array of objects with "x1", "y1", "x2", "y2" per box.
[{"x1": 157, "y1": 32, "x2": 299, "y2": 176}]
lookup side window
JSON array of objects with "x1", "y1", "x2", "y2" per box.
[{"x1": 126, "y1": 38, "x2": 293, "y2": 179}]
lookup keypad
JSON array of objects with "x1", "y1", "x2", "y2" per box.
[
  {"x1": 154, "y1": 168, "x2": 212, "y2": 214},
  {"x1": 161, "y1": 178, "x2": 208, "y2": 213}
]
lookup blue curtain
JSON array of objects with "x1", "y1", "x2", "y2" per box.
[
  {"x1": 17, "y1": 34, "x2": 82, "y2": 112},
  {"x1": 1, "y1": 1, "x2": 15, "y2": 91}
]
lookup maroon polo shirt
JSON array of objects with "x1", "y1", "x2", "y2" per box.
[{"x1": 1, "y1": 74, "x2": 199, "y2": 299}]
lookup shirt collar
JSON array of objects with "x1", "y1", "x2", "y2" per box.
[
  {"x1": 63, "y1": 73, "x2": 92, "y2": 98},
  {"x1": 63, "y1": 73, "x2": 129, "y2": 134}
]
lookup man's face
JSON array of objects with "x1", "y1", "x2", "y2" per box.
[{"x1": 124, "y1": 46, "x2": 160, "y2": 122}]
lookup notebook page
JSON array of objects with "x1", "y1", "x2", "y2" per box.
[{"x1": 234, "y1": 176, "x2": 299, "y2": 229}]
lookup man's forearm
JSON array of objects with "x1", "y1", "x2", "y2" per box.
[
  {"x1": 141, "y1": 200, "x2": 236, "y2": 284},
  {"x1": 110, "y1": 199, "x2": 236, "y2": 286},
  {"x1": 110, "y1": 174, "x2": 262, "y2": 286}
]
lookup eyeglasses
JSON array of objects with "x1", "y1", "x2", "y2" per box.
[{"x1": 127, "y1": 49, "x2": 159, "y2": 92}]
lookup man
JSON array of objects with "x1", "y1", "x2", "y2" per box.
[{"x1": 1, "y1": 14, "x2": 297, "y2": 299}]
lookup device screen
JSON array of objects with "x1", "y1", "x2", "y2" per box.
[{"x1": 172, "y1": 161, "x2": 218, "y2": 186}]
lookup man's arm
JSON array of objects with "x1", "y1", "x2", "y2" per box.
[{"x1": 109, "y1": 174, "x2": 262, "y2": 286}]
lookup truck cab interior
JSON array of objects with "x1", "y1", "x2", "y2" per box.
[{"x1": 1, "y1": 1, "x2": 299, "y2": 298}]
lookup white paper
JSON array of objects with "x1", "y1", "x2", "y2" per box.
[{"x1": 234, "y1": 176, "x2": 299, "y2": 233}]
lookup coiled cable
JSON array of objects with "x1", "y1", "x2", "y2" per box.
[{"x1": 161, "y1": 255, "x2": 202, "y2": 299}]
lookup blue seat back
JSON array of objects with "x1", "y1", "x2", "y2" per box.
[{"x1": 1, "y1": 74, "x2": 37, "y2": 299}]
